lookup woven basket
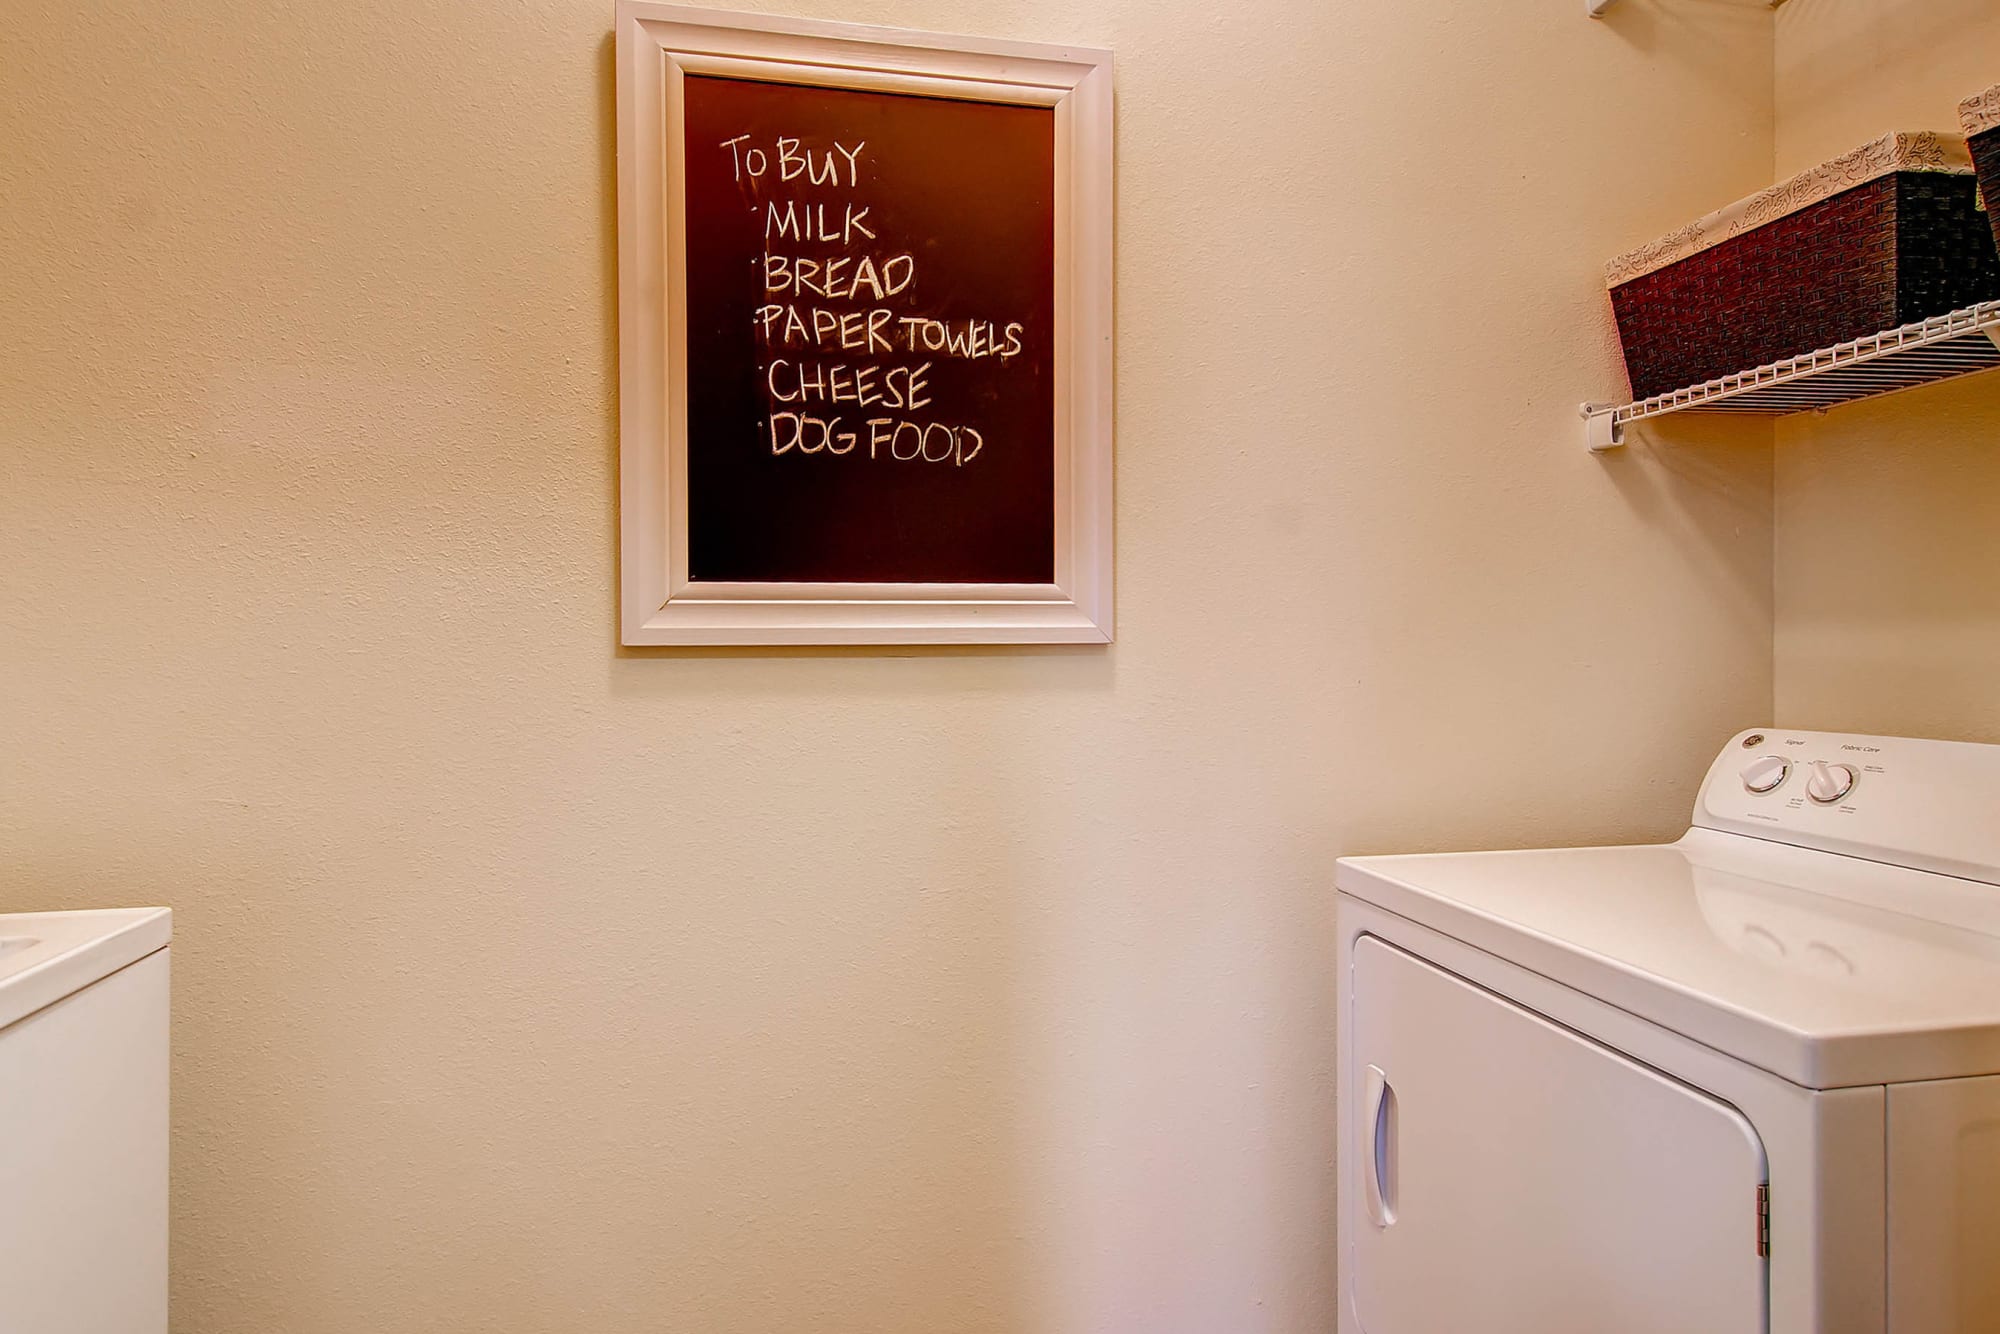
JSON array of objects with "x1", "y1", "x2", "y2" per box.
[
  {"x1": 1961, "y1": 86, "x2": 2000, "y2": 257},
  {"x1": 1606, "y1": 132, "x2": 2000, "y2": 401}
]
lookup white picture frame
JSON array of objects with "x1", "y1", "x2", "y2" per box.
[{"x1": 614, "y1": 3, "x2": 1114, "y2": 645}]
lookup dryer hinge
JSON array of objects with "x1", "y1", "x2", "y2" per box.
[{"x1": 1756, "y1": 1183, "x2": 1770, "y2": 1258}]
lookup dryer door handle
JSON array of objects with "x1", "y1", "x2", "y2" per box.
[{"x1": 1363, "y1": 1063, "x2": 1397, "y2": 1228}]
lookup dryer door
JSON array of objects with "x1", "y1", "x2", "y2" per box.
[{"x1": 1350, "y1": 936, "x2": 1767, "y2": 1334}]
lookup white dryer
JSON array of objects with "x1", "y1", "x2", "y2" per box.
[
  {"x1": 0, "y1": 907, "x2": 172, "y2": 1334},
  {"x1": 1336, "y1": 729, "x2": 2000, "y2": 1334}
]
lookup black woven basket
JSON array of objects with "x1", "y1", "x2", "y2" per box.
[
  {"x1": 1961, "y1": 86, "x2": 2000, "y2": 258},
  {"x1": 1606, "y1": 133, "x2": 2000, "y2": 402}
]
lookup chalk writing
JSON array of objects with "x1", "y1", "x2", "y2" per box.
[{"x1": 716, "y1": 130, "x2": 1030, "y2": 469}]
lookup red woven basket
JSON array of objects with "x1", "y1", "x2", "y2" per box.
[
  {"x1": 1606, "y1": 132, "x2": 2000, "y2": 402},
  {"x1": 1961, "y1": 86, "x2": 2000, "y2": 258}
]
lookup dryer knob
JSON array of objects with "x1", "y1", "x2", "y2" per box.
[
  {"x1": 1806, "y1": 761, "x2": 1856, "y2": 805},
  {"x1": 1740, "y1": 755, "x2": 1789, "y2": 794}
]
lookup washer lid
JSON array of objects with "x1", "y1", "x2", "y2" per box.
[
  {"x1": 0, "y1": 908, "x2": 172, "y2": 1032},
  {"x1": 1337, "y1": 829, "x2": 2000, "y2": 1089}
]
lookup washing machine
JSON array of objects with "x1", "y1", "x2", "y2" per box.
[
  {"x1": 0, "y1": 907, "x2": 172, "y2": 1334},
  {"x1": 1336, "y1": 729, "x2": 2000, "y2": 1334}
]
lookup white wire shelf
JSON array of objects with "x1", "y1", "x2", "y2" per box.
[
  {"x1": 1589, "y1": 0, "x2": 1788, "y2": 15},
  {"x1": 1582, "y1": 300, "x2": 2000, "y2": 452}
]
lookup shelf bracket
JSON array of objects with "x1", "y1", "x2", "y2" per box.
[{"x1": 1582, "y1": 403, "x2": 1624, "y2": 452}]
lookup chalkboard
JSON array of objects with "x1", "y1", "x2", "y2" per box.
[
  {"x1": 616, "y1": 8, "x2": 1110, "y2": 644},
  {"x1": 680, "y1": 75, "x2": 1057, "y2": 585}
]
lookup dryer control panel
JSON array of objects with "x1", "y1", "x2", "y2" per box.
[{"x1": 1695, "y1": 729, "x2": 2000, "y2": 886}]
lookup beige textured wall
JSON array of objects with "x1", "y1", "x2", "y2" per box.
[
  {"x1": 0, "y1": 1, "x2": 1773, "y2": 1331},
  {"x1": 1773, "y1": 0, "x2": 2000, "y2": 742}
]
